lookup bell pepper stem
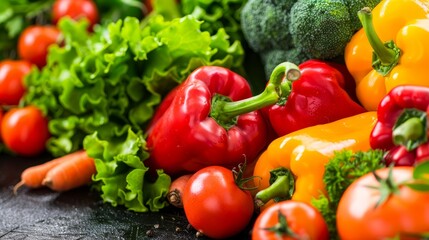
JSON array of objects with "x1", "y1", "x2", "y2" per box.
[
  {"x1": 393, "y1": 117, "x2": 426, "y2": 151},
  {"x1": 392, "y1": 109, "x2": 428, "y2": 151},
  {"x1": 254, "y1": 168, "x2": 294, "y2": 208},
  {"x1": 211, "y1": 62, "x2": 300, "y2": 129},
  {"x1": 358, "y1": 7, "x2": 401, "y2": 76}
]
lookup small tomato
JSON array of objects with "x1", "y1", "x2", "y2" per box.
[
  {"x1": 252, "y1": 200, "x2": 329, "y2": 240},
  {"x1": 1, "y1": 106, "x2": 50, "y2": 156},
  {"x1": 0, "y1": 60, "x2": 33, "y2": 105},
  {"x1": 52, "y1": 0, "x2": 99, "y2": 30},
  {"x1": 183, "y1": 165, "x2": 254, "y2": 239},
  {"x1": 337, "y1": 166, "x2": 429, "y2": 239},
  {"x1": 18, "y1": 25, "x2": 61, "y2": 68}
]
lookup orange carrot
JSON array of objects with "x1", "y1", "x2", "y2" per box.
[
  {"x1": 13, "y1": 150, "x2": 87, "y2": 194},
  {"x1": 42, "y1": 150, "x2": 96, "y2": 192},
  {"x1": 167, "y1": 174, "x2": 192, "y2": 208}
]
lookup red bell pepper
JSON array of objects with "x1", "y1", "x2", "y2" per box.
[
  {"x1": 146, "y1": 63, "x2": 301, "y2": 176},
  {"x1": 370, "y1": 85, "x2": 429, "y2": 166},
  {"x1": 264, "y1": 60, "x2": 367, "y2": 137}
]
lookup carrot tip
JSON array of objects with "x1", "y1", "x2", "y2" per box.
[
  {"x1": 42, "y1": 178, "x2": 52, "y2": 188},
  {"x1": 12, "y1": 181, "x2": 25, "y2": 195},
  {"x1": 167, "y1": 189, "x2": 183, "y2": 208}
]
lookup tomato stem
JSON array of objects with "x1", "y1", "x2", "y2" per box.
[
  {"x1": 232, "y1": 161, "x2": 260, "y2": 191},
  {"x1": 366, "y1": 166, "x2": 400, "y2": 208},
  {"x1": 261, "y1": 210, "x2": 299, "y2": 238}
]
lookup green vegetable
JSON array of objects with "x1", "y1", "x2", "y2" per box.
[
  {"x1": 312, "y1": 149, "x2": 385, "y2": 239},
  {"x1": 289, "y1": 0, "x2": 353, "y2": 59},
  {"x1": 180, "y1": 0, "x2": 248, "y2": 44},
  {"x1": 94, "y1": 0, "x2": 146, "y2": 23},
  {"x1": 240, "y1": 0, "x2": 381, "y2": 78},
  {"x1": 83, "y1": 128, "x2": 171, "y2": 212},
  {"x1": 240, "y1": 0, "x2": 295, "y2": 53},
  {"x1": 342, "y1": 0, "x2": 383, "y2": 32}
]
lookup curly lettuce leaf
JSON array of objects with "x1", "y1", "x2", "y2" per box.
[
  {"x1": 179, "y1": 0, "x2": 248, "y2": 43},
  {"x1": 83, "y1": 128, "x2": 171, "y2": 212},
  {"x1": 23, "y1": 15, "x2": 244, "y2": 157}
]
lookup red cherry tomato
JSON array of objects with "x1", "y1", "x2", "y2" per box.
[
  {"x1": 252, "y1": 200, "x2": 329, "y2": 240},
  {"x1": 0, "y1": 60, "x2": 33, "y2": 105},
  {"x1": 52, "y1": 0, "x2": 99, "y2": 30},
  {"x1": 18, "y1": 25, "x2": 61, "y2": 68},
  {"x1": 182, "y1": 166, "x2": 254, "y2": 239},
  {"x1": 1, "y1": 106, "x2": 50, "y2": 156}
]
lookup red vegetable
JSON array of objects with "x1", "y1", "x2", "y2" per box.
[
  {"x1": 52, "y1": 0, "x2": 99, "y2": 30},
  {"x1": 252, "y1": 200, "x2": 329, "y2": 240},
  {"x1": 18, "y1": 25, "x2": 61, "y2": 68},
  {"x1": 146, "y1": 63, "x2": 300, "y2": 176},
  {"x1": 370, "y1": 85, "x2": 429, "y2": 166},
  {"x1": 182, "y1": 165, "x2": 254, "y2": 239},
  {"x1": 264, "y1": 59, "x2": 366, "y2": 137},
  {"x1": 0, "y1": 60, "x2": 33, "y2": 106},
  {"x1": 1, "y1": 106, "x2": 50, "y2": 156},
  {"x1": 337, "y1": 164, "x2": 429, "y2": 239}
]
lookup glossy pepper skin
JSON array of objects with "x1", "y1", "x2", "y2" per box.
[
  {"x1": 146, "y1": 64, "x2": 301, "y2": 177},
  {"x1": 264, "y1": 60, "x2": 366, "y2": 137},
  {"x1": 370, "y1": 85, "x2": 429, "y2": 166},
  {"x1": 345, "y1": 0, "x2": 429, "y2": 111},
  {"x1": 253, "y1": 112, "x2": 377, "y2": 206}
]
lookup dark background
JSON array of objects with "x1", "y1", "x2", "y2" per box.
[{"x1": 0, "y1": 154, "x2": 252, "y2": 240}]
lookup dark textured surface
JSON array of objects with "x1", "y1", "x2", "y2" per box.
[{"x1": 0, "y1": 154, "x2": 252, "y2": 240}]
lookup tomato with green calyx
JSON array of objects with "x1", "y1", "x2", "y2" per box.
[
  {"x1": 337, "y1": 163, "x2": 429, "y2": 239},
  {"x1": 182, "y1": 164, "x2": 255, "y2": 239},
  {"x1": 1, "y1": 106, "x2": 50, "y2": 156},
  {"x1": 0, "y1": 60, "x2": 33, "y2": 106},
  {"x1": 52, "y1": 0, "x2": 99, "y2": 30},
  {"x1": 18, "y1": 25, "x2": 61, "y2": 68},
  {"x1": 252, "y1": 200, "x2": 329, "y2": 240}
]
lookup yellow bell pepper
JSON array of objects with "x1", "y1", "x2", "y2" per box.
[
  {"x1": 344, "y1": 0, "x2": 429, "y2": 111},
  {"x1": 253, "y1": 112, "x2": 377, "y2": 207}
]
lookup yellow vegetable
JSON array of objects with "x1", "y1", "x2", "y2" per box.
[
  {"x1": 253, "y1": 112, "x2": 377, "y2": 207},
  {"x1": 345, "y1": 0, "x2": 429, "y2": 110}
]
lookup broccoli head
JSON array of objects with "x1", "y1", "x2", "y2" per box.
[
  {"x1": 261, "y1": 48, "x2": 310, "y2": 78},
  {"x1": 343, "y1": 0, "x2": 382, "y2": 31},
  {"x1": 290, "y1": 0, "x2": 354, "y2": 59},
  {"x1": 240, "y1": 0, "x2": 297, "y2": 53}
]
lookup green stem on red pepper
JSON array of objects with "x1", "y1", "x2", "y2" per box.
[
  {"x1": 210, "y1": 62, "x2": 300, "y2": 129},
  {"x1": 254, "y1": 167, "x2": 295, "y2": 208},
  {"x1": 358, "y1": 7, "x2": 401, "y2": 76}
]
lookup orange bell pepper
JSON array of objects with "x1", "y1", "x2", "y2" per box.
[
  {"x1": 344, "y1": 0, "x2": 429, "y2": 111},
  {"x1": 253, "y1": 112, "x2": 377, "y2": 207}
]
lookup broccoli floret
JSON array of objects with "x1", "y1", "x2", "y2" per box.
[
  {"x1": 290, "y1": 0, "x2": 354, "y2": 59},
  {"x1": 343, "y1": 0, "x2": 382, "y2": 31},
  {"x1": 261, "y1": 48, "x2": 310, "y2": 78},
  {"x1": 240, "y1": 0, "x2": 297, "y2": 53}
]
